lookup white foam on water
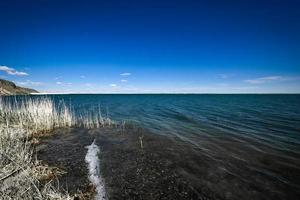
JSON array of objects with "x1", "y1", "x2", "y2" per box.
[{"x1": 85, "y1": 140, "x2": 107, "y2": 200}]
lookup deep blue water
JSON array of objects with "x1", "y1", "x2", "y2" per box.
[
  {"x1": 59, "y1": 94, "x2": 300, "y2": 196},
  {"x1": 5, "y1": 94, "x2": 300, "y2": 199},
  {"x1": 56, "y1": 94, "x2": 300, "y2": 152}
]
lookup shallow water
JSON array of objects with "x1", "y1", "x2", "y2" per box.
[
  {"x1": 37, "y1": 128, "x2": 206, "y2": 199},
  {"x1": 10, "y1": 94, "x2": 300, "y2": 199}
]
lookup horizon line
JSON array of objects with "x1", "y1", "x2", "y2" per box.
[{"x1": 30, "y1": 92, "x2": 300, "y2": 95}]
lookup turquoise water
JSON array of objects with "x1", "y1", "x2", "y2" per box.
[{"x1": 7, "y1": 94, "x2": 300, "y2": 199}]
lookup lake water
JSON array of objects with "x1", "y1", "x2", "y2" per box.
[
  {"x1": 10, "y1": 94, "x2": 300, "y2": 199},
  {"x1": 55, "y1": 94, "x2": 300, "y2": 152}
]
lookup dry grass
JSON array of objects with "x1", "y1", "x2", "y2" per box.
[
  {"x1": 0, "y1": 96, "x2": 115, "y2": 199},
  {"x1": 0, "y1": 127, "x2": 73, "y2": 199},
  {"x1": 0, "y1": 97, "x2": 115, "y2": 132}
]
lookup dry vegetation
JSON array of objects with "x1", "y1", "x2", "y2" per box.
[{"x1": 0, "y1": 96, "x2": 115, "y2": 199}]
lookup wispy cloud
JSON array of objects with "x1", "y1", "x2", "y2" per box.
[
  {"x1": 110, "y1": 84, "x2": 117, "y2": 87},
  {"x1": 244, "y1": 76, "x2": 299, "y2": 84},
  {"x1": 120, "y1": 72, "x2": 131, "y2": 76},
  {"x1": 121, "y1": 79, "x2": 127, "y2": 82},
  {"x1": 80, "y1": 75, "x2": 86, "y2": 79},
  {"x1": 216, "y1": 83, "x2": 229, "y2": 87},
  {"x1": 54, "y1": 76, "x2": 62, "y2": 80},
  {"x1": 218, "y1": 74, "x2": 234, "y2": 79},
  {"x1": 56, "y1": 81, "x2": 72, "y2": 86},
  {"x1": 84, "y1": 83, "x2": 93, "y2": 87},
  {"x1": 0, "y1": 65, "x2": 28, "y2": 76},
  {"x1": 17, "y1": 80, "x2": 43, "y2": 86}
]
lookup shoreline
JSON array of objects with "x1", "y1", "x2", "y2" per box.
[
  {"x1": 36, "y1": 127, "x2": 206, "y2": 200},
  {"x1": 0, "y1": 96, "x2": 116, "y2": 199},
  {"x1": 1, "y1": 95, "x2": 300, "y2": 199}
]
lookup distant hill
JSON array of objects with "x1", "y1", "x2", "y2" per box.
[{"x1": 0, "y1": 79, "x2": 38, "y2": 95}]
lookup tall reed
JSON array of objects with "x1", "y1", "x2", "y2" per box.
[
  {"x1": 0, "y1": 96, "x2": 115, "y2": 199},
  {"x1": 0, "y1": 96, "x2": 115, "y2": 133}
]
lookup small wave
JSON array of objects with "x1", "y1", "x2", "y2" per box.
[{"x1": 85, "y1": 140, "x2": 107, "y2": 200}]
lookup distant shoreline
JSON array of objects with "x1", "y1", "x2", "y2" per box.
[{"x1": 30, "y1": 93, "x2": 300, "y2": 95}]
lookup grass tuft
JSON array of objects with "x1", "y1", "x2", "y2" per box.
[{"x1": 0, "y1": 96, "x2": 115, "y2": 199}]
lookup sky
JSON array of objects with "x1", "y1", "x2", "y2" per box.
[{"x1": 0, "y1": 0, "x2": 299, "y2": 93}]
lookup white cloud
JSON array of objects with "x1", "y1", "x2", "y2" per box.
[
  {"x1": 110, "y1": 84, "x2": 117, "y2": 87},
  {"x1": 54, "y1": 76, "x2": 62, "y2": 80},
  {"x1": 120, "y1": 72, "x2": 131, "y2": 76},
  {"x1": 244, "y1": 76, "x2": 298, "y2": 84},
  {"x1": 218, "y1": 74, "x2": 234, "y2": 79},
  {"x1": 121, "y1": 79, "x2": 127, "y2": 82},
  {"x1": 17, "y1": 80, "x2": 43, "y2": 86},
  {"x1": 216, "y1": 83, "x2": 229, "y2": 87},
  {"x1": 0, "y1": 65, "x2": 28, "y2": 76},
  {"x1": 56, "y1": 81, "x2": 72, "y2": 86}
]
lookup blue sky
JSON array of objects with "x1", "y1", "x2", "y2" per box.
[{"x1": 0, "y1": 0, "x2": 299, "y2": 93}]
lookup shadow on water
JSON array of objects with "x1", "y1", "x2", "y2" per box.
[{"x1": 36, "y1": 125, "x2": 300, "y2": 200}]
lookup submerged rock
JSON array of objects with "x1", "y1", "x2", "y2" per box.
[
  {"x1": 36, "y1": 127, "x2": 209, "y2": 199},
  {"x1": 36, "y1": 126, "x2": 300, "y2": 200}
]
